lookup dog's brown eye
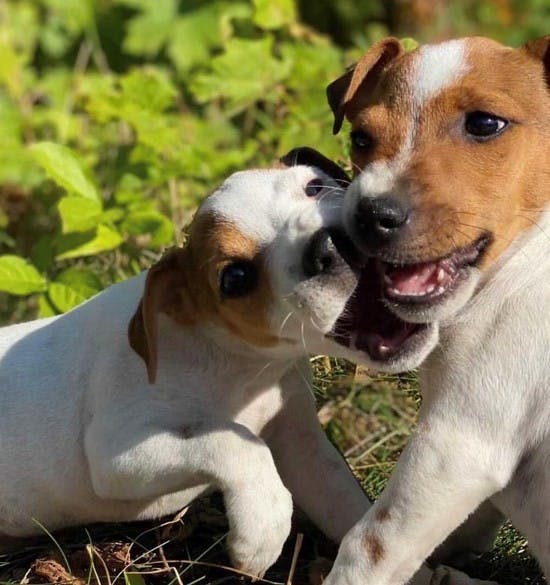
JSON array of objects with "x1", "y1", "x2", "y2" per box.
[
  {"x1": 220, "y1": 261, "x2": 258, "y2": 298},
  {"x1": 465, "y1": 111, "x2": 508, "y2": 139},
  {"x1": 305, "y1": 178, "x2": 324, "y2": 197},
  {"x1": 350, "y1": 130, "x2": 374, "y2": 150}
]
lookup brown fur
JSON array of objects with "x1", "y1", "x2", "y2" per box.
[
  {"x1": 363, "y1": 533, "x2": 385, "y2": 564},
  {"x1": 128, "y1": 213, "x2": 276, "y2": 383},
  {"x1": 328, "y1": 36, "x2": 550, "y2": 269},
  {"x1": 327, "y1": 37, "x2": 404, "y2": 135},
  {"x1": 375, "y1": 507, "x2": 391, "y2": 522}
]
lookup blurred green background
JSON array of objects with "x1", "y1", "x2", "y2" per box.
[{"x1": 0, "y1": 0, "x2": 549, "y2": 323}]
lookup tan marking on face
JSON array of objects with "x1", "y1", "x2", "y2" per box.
[
  {"x1": 346, "y1": 36, "x2": 550, "y2": 269},
  {"x1": 363, "y1": 533, "x2": 385, "y2": 564},
  {"x1": 176, "y1": 212, "x2": 278, "y2": 347}
]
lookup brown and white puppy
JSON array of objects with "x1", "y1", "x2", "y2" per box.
[{"x1": 322, "y1": 36, "x2": 550, "y2": 585}]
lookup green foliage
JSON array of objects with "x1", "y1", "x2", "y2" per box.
[{"x1": 0, "y1": 256, "x2": 47, "y2": 296}]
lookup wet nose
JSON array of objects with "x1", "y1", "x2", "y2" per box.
[
  {"x1": 354, "y1": 196, "x2": 410, "y2": 248},
  {"x1": 303, "y1": 229, "x2": 342, "y2": 277}
]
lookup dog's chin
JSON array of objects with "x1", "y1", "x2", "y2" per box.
[
  {"x1": 327, "y1": 259, "x2": 439, "y2": 373},
  {"x1": 379, "y1": 235, "x2": 490, "y2": 324}
]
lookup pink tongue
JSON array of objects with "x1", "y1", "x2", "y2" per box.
[{"x1": 386, "y1": 261, "x2": 441, "y2": 296}]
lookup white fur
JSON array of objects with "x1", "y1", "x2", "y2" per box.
[
  {"x1": 413, "y1": 40, "x2": 468, "y2": 107},
  {"x1": 325, "y1": 207, "x2": 550, "y2": 585}
]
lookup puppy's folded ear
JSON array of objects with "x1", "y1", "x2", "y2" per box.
[
  {"x1": 280, "y1": 147, "x2": 350, "y2": 185},
  {"x1": 128, "y1": 248, "x2": 191, "y2": 384},
  {"x1": 326, "y1": 37, "x2": 403, "y2": 134},
  {"x1": 522, "y1": 36, "x2": 550, "y2": 86}
]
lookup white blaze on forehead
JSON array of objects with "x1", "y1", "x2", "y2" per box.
[
  {"x1": 413, "y1": 39, "x2": 469, "y2": 106},
  {"x1": 352, "y1": 39, "x2": 470, "y2": 202},
  {"x1": 199, "y1": 166, "x2": 339, "y2": 243}
]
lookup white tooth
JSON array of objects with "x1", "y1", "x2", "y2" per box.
[
  {"x1": 426, "y1": 284, "x2": 435, "y2": 294},
  {"x1": 379, "y1": 344, "x2": 391, "y2": 355},
  {"x1": 437, "y1": 268, "x2": 446, "y2": 282}
]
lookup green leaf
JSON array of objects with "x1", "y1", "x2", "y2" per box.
[
  {"x1": 253, "y1": 0, "x2": 296, "y2": 30},
  {"x1": 122, "y1": 0, "x2": 177, "y2": 56},
  {"x1": 124, "y1": 573, "x2": 147, "y2": 585},
  {"x1": 167, "y1": 6, "x2": 223, "y2": 72},
  {"x1": 56, "y1": 225, "x2": 123, "y2": 260},
  {"x1": 122, "y1": 210, "x2": 174, "y2": 246},
  {"x1": 30, "y1": 142, "x2": 100, "y2": 201},
  {"x1": 38, "y1": 294, "x2": 57, "y2": 318},
  {"x1": 48, "y1": 268, "x2": 102, "y2": 313},
  {"x1": 58, "y1": 197, "x2": 103, "y2": 233},
  {"x1": 190, "y1": 37, "x2": 290, "y2": 113},
  {"x1": 56, "y1": 267, "x2": 102, "y2": 290},
  {"x1": 401, "y1": 37, "x2": 419, "y2": 52},
  {"x1": 0, "y1": 255, "x2": 47, "y2": 295},
  {"x1": 120, "y1": 68, "x2": 177, "y2": 113}
]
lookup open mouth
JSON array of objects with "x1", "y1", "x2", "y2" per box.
[
  {"x1": 329, "y1": 259, "x2": 426, "y2": 362},
  {"x1": 327, "y1": 233, "x2": 491, "y2": 362},
  {"x1": 381, "y1": 235, "x2": 491, "y2": 304}
]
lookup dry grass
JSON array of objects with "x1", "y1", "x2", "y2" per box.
[{"x1": 0, "y1": 358, "x2": 544, "y2": 585}]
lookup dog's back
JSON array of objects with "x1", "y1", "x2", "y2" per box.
[{"x1": 0, "y1": 275, "x2": 146, "y2": 534}]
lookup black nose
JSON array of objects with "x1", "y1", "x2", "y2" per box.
[
  {"x1": 354, "y1": 196, "x2": 410, "y2": 248},
  {"x1": 303, "y1": 229, "x2": 342, "y2": 277}
]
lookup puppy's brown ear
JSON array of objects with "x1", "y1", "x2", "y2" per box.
[
  {"x1": 128, "y1": 249, "x2": 189, "y2": 384},
  {"x1": 280, "y1": 147, "x2": 350, "y2": 185},
  {"x1": 327, "y1": 37, "x2": 403, "y2": 134},
  {"x1": 522, "y1": 36, "x2": 550, "y2": 87}
]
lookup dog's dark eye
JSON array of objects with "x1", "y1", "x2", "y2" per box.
[
  {"x1": 465, "y1": 111, "x2": 508, "y2": 139},
  {"x1": 350, "y1": 130, "x2": 374, "y2": 150},
  {"x1": 305, "y1": 178, "x2": 324, "y2": 197},
  {"x1": 220, "y1": 261, "x2": 258, "y2": 298}
]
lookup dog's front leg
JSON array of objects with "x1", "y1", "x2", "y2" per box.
[
  {"x1": 430, "y1": 499, "x2": 504, "y2": 567},
  {"x1": 262, "y1": 361, "x2": 370, "y2": 543},
  {"x1": 85, "y1": 419, "x2": 293, "y2": 577},
  {"x1": 323, "y1": 409, "x2": 515, "y2": 585}
]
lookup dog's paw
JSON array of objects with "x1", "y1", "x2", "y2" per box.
[
  {"x1": 226, "y1": 482, "x2": 293, "y2": 577},
  {"x1": 430, "y1": 566, "x2": 500, "y2": 585}
]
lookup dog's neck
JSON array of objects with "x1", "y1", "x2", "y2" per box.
[{"x1": 439, "y1": 205, "x2": 550, "y2": 338}]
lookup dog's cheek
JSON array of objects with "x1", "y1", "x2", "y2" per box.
[{"x1": 217, "y1": 272, "x2": 280, "y2": 348}]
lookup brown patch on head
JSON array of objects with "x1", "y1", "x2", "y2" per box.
[
  {"x1": 363, "y1": 533, "x2": 385, "y2": 564},
  {"x1": 375, "y1": 507, "x2": 391, "y2": 522},
  {"x1": 128, "y1": 212, "x2": 276, "y2": 382},
  {"x1": 335, "y1": 36, "x2": 550, "y2": 269},
  {"x1": 185, "y1": 212, "x2": 277, "y2": 346},
  {"x1": 327, "y1": 37, "x2": 404, "y2": 135}
]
